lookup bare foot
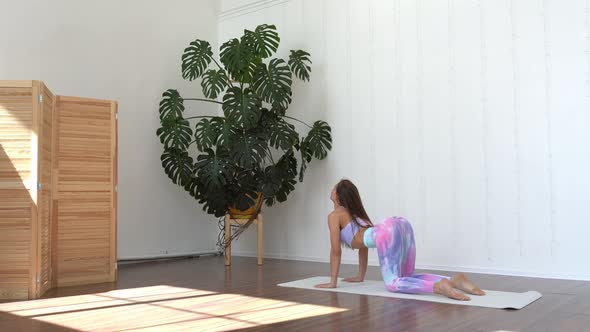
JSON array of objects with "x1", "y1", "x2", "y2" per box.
[
  {"x1": 451, "y1": 273, "x2": 486, "y2": 296},
  {"x1": 434, "y1": 279, "x2": 470, "y2": 301}
]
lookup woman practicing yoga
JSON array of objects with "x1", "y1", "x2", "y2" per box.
[{"x1": 314, "y1": 179, "x2": 486, "y2": 301}]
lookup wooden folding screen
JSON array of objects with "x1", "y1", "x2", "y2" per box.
[{"x1": 0, "y1": 81, "x2": 117, "y2": 300}]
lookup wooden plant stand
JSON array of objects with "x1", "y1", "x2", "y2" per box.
[{"x1": 224, "y1": 213, "x2": 263, "y2": 266}]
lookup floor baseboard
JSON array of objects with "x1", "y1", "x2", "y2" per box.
[
  {"x1": 232, "y1": 250, "x2": 590, "y2": 281},
  {"x1": 118, "y1": 250, "x2": 220, "y2": 263}
]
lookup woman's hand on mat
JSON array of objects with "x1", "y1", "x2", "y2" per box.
[
  {"x1": 342, "y1": 276, "x2": 364, "y2": 282},
  {"x1": 315, "y1": 282, "x2": 337, "y2": 288}
]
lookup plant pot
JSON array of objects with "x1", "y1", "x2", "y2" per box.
[{"x1": 228, "y1": 192, "x2": 263, "y2": 219}]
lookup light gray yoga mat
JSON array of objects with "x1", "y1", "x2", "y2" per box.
[{"x1": 278, "y1": 277, "x2": 542, "y2": 310}]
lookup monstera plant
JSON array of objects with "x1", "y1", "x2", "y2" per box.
[{"x1": 157, "y1": 24, "x2": 332, "y2": 219}]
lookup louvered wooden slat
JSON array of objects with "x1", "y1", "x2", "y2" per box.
[
  {"x1": 54, "y1": 96, "x2": 117, "y2": 287},
  {"x1": 0, "y1": 190, "x2": 32, "y2": 300},
  {"x1": 56, "y1": 97, "x2": 112, "y2": 190},
  {"x1": 0, "y1": 82, "x2": 35, "y2": 300},
  {"x1": 0, "y1": 87, "x2": 33, "y2": 189},
  {"x1": 56, "y1": 191, "x2": 112, "y2": 287}
]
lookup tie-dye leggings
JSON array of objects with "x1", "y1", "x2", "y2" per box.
[{"x1": 363, "y1": 216, "x2": 449, "y2": 294}]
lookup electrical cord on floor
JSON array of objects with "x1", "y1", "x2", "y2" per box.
[{"x1": 216, "y1": 214, "x2": 257, "y2": 254}]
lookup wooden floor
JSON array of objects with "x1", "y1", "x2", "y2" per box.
[{"x1": 1, "y1": 256, "x2": 590, "y2": 331}]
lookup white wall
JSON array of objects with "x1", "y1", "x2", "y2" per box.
[
  {"x1": 220, "y1": 0, "x2": 590, "y2": 280},
  {"x1": 0, "y1": 0, "x2": 222, "y2": 259}
]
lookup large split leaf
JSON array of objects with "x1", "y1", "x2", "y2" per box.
[
  {"x1": 230, "y1": 132, "x2": 268, "y2": 169},
  {"x1": 201, "y1": 69, "x2": 228, "y2": 99},
  {"x1": 275, "y1": 149, "x2": 297, "y2": 203},
  {"x1": 198, "y1": 187, "x2": 229, "y2": 217},
  {"x1": 268, "y1": 118, "x2": 299, "y2": 150},
  {"x1": 194, "y1": 117, "x2": 237, "y2": 150},
  {"x1": 157, "y1": 117, "x2": 192, "y2": 150},
  {"x1": 182, "y1": 40, "x2": 213, "y2": 81},
  {"x1": 216, "y1": 118, "x2": 237, "y2": 148},
  {"x1": 222, "y1": 87, "x2": 262, "y2": 129},
  {"x1": 158, "y1": 89, "x2": 184, "y2": 121},
  {"x1": 194, "y1": 118, "x2": 221, "y2": 151},
  {"x1": 244, "y1": 24, "x2": 280, "y2": 59},
  {"x1": 252, "y1": 58, "x2": 292, "y2": 110},
  {"x1": 303, "y1": 120, "x2": 332, "y2": 160},
  {"x1": 161, "y1": 148, "x2": 194, "y2": 186},
  {"x1": 261, "y1": 150, "x2": 297, "y2": 206},
  {"x1": 187, "y1": 175, "x2": 230, "y2": 217},
  {"x1": 220, "y1": 37, "x2": 258, "y2": 82},
  {"x1": 288, "y1": 50, "x2": 312, "y2": 82},
  {"x1": 194, "y1": 149, "x2": 233, "y2": 191}
]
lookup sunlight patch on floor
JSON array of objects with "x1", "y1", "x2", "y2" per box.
[{"x1": 0, "y1": 285, "x2": 348, "y2": 331}]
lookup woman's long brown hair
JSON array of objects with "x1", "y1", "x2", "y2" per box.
[{"x1": 335, "y1": 179, "x2": 373, "y2": 228}]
